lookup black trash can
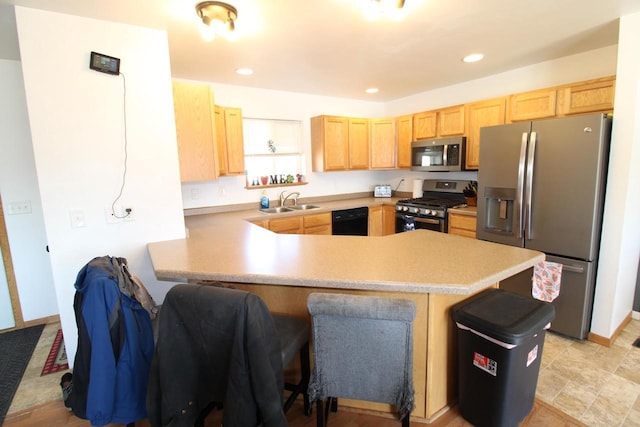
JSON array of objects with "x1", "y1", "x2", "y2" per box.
[{"x1": 452, "y1": 288, "x2": 555, "y2": 427}]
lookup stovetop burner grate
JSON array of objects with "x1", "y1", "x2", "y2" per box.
[{"x1": 398, "y1": 194, "x2": 466, "y2": 209}]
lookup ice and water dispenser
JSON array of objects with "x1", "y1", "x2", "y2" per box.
[{"x1": 482, "y1": 187, "x2": 516, "y2": 234}]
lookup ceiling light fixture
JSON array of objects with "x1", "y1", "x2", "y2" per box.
[
  {"x1": 365, "y1": 0, "x2": 406, "y2": 21},
  {"x1": 462, "y1": 53, "x2": 484, "y2": 63},
  {"x1": 365, "y1": 87, "x2": 379, "y2": 94},
  {"x1": 236, "y1": 68, "x2": 253, "y2": 75},
  {"x1": 196, "y1": 1, "x2": 238, "y2": 41}
]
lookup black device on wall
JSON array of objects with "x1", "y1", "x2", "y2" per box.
[{"x1": 90, "y1": 51, "x2": 120, "y2": 75}]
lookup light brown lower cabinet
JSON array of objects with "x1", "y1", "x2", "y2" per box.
[
  {"x1": 261, "y1": 212, "x2": 332, "y2": 235},
  {"x1": 448, "y1": 210, "x2": 477, "y2": 238},
  {"x1": 369, "y1": 205, "x2": 397, "y2": 236},
  {"x1": 303, "y1": 212, "x2": 332, "y2": 235},
  {"x1": 268, "y1": 216, "x2": 302, "y2": 234},
  {"x1": 250, "y1": 219, "x2": 268, "y2": 229}
]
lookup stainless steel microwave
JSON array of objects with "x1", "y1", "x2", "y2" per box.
[{"x1": 410, "y1": 136, "x2": 466, "y2": 172}]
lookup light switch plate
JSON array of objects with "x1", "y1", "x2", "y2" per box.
[{"x1": 69, "y1": 210, "x2": 86, "y2": 228}]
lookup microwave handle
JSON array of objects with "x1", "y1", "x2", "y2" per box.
[{"x1": 443, "y1": 144, "x2": 448, "y2": 166}]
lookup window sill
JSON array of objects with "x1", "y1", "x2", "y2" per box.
[{"x1": 245, "y1": 181, "x2": 308, "y2": 190}]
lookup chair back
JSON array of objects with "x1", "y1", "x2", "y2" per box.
[
  {"x1": 148, "y1": 284, "x2": 287, "y2": 427},
  {"x1": 307, "y1": 293, "x2": 416, "y2": 420}
]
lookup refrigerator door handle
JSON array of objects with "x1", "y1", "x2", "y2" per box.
[
  {"x1": 515, "y1": 132, "x2": 528, "y2": 239},
  {"x1": 561, "y1": 264, "x2": 585, "y2": 274},
  {"x1": 525, "y1": 131, "x2": 537, "y2": 240}
]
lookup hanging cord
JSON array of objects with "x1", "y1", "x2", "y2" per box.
[{"x1": 111, "y1": 71, "x2": 130, "y2": 219}]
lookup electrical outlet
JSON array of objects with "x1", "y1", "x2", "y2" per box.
[
  {"x1": 6, "y1": 200, "x2": 32, "y2": 215},
  {"x1": 105, "y1": 206, "x2": 122, "y2": 224},
  {"x1": 123, "y1": 206, "x2": 135, "y2": 221}
]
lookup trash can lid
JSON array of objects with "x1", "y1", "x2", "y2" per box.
[{"x1": 452, "y1": 288, "x2": 555, "y2": 346}]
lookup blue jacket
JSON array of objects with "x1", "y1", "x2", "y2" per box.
[{"x1": 70, "y1": 256, "x2": 154, "y2": 426}]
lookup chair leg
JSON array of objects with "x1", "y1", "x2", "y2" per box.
[
  {"x1": 401, "y1": 414, "x2": 410, "y2": 427},
  {"x1": 283, "y1": 340, "x2": 312, "y2": 416},
  {"x1": 301, "y1": 342, "x2": 311, "y2": 416},
  {"x1": 316, "y1": 399, "x2": 325, "y2": 427},
  {"x1": 330, "y1": 396, "x2": 337, "y2": 412}
]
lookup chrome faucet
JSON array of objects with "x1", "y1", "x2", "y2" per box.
[{"x1": 280, "y1": 191, "x2": 300, "y2": 207}]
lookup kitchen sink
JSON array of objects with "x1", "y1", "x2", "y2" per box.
[
  {"x1": 259, "y1": 207, "x2": 294, "y2": 214},
  {"x1": 288, "y1": 204, "x2": 320, "y2": 210}
]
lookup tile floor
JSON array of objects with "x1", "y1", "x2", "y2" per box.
[
  {"x1": 537, "y1": 318, "x2": 640, "y2": 426},
  {"x1": 7, "y1": 319, "x2": 640, "y2": 426}
]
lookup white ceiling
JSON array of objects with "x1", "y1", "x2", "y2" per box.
[{"x1": 1, "y1": 0, "x2": 639, "y2": 101}]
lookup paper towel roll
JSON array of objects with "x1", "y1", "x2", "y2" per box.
[{"x1": 412, "y1": 179, "x2": 423, "y2": 198}]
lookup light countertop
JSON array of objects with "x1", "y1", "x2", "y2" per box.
[{"x1": 147, "y1": 197, "x2": 543, "y2": 295}]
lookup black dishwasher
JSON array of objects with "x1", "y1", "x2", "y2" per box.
[{"x1": 332, "y1": 207, "x2": 369, "y2": 236}]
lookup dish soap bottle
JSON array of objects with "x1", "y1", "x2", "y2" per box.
[{"x1": 260, "y1": 190, "x2": 269, "y2": 209}]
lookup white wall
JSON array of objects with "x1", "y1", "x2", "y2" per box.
[
  {"x1": 0, "y1": 59, "x2": 57, "y2": 323},
  {"x1": 14, "y1": 7, "x2": 186, "y2": 360},
  {"x1": 591, "y1": 12, "x2": 640, "y2": 338},
  {"x1": 385, "y1": 45, "x2": 618, "y2": 116}
]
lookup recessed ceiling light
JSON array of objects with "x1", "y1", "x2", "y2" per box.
[
  {"x1": 462, "y1": 53, "x2": 484, "y2": 63},
  {"x1": 365, "y1": 87, "x2": 379, "y2": 94},
  {"x1": 236, "y1": 68, "x2": 253, "y2": 75}
]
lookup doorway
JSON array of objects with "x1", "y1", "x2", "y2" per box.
[{"x1": 0, "y1": 194, "x2": 23, "y2": 330}]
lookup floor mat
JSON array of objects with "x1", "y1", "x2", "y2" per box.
[
  {"x1": 0, "y1": 324, "x2": 44, "y2": 425},
  {"x1": 41, "y1": 328, "x2": 69, "y2": 376}
]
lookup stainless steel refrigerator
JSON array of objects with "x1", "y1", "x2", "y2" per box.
[{"x1": 476, "y1": 113, "x2": 612, "y2": 339}]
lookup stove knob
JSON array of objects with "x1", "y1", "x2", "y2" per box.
[
  {"x1": 419, "y1": 208, "x2": 428, "y2": 215},
  {"x1": 396, "y1": 205, "x2": 402, "y2": 211}
]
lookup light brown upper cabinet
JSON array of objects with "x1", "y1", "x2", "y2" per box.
[
  {"x1": 311, "y1": 115, "x2": 349, "y2": 171},
  {"x1": 556, "y1": 76, "x2": 615, "y2": 116},
  {"x1": 348, "y1": 118, "x2": 370, "y2": 170},
  {"x1": 370, "y1": 118, "x2": 397, "y2": 169},
  {"x1": 464, "y1": 97, "x2": 507, "y2": 170},
  {"x1": 437, "y1": 105, "x2": 465, "y2": 137},
  {"x1": 412, "y1": 110, "x2": 437, "y2": 140},
  {"x1": 215, "y1": 106, "x2": 245, "y2": 176},
  {"x1": 171, "y1": 81, "x2": 219, "y2": 182},
  {"x1": 507, "y1": 88, "x2": 557, "y2": 122},
  {"x1": 311, "y1": 115, "x2": 370, "y2": 171},
  {"x1": 413, "y1": 106, "x2": 464, "y2": 140},
  {"x1": 396, "y1": 115, "x2": 413, "y2": 169}
]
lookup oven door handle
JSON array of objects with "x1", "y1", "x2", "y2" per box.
[{"x1": 413, "y1": 217, "x2": 441, "y2": 225}]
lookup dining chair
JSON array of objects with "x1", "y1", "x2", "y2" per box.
[
  {"x1": 306, "y1": 292, "x2": 416, "y2": 427},
  {"x1": 147, "y1": 283, "x2": 310, "y2": 427}
]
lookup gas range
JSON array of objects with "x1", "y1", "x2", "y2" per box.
[
  {"x1": 395, "y1": 196, "x2": 467, "y2": 218},
  {"x1": 395, "y1": 180, "x2": 468, "y2": 233}
]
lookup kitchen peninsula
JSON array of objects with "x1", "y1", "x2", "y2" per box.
[{"x1": 147, "y1": 201, "x2": 544, "y2": 423}]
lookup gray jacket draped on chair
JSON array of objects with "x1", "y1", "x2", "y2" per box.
[{"x1": 147, "y1": 284, "x2": 287, "y2": 427}]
